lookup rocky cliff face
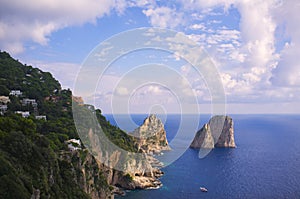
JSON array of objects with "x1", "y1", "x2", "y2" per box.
[
  {"x1": 116, "y1": 114, "x2": 171, "y2": 190},
  {"x1": 131, "y1": 114, "x2": 171, "y2": 154},
  {"x1": 79, "y1": 115, "x2": 170, "y2": 197},
  {"x1": 58, "y1": 149, "x2": 159, "y2": 198},
  {"x1": 190, "y1": 115, "x2": 236, "y2": 149},
  {"x1": 59, "y1": 150, "x2": 113, "y2": 199},
  {"x1": 190, "y1": 123, "x2": 214, "y2": 149}
]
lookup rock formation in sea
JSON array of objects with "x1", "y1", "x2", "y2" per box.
[
  {"x1": 114, "y1": 114, "x2": 171, "y2": 190},
  {"x1": 83, "y1": 114, "x2": 171, "y2": 195},
  {"x1": 131, "y1": 114, "x2": 171, "y2": 154},
  {"x1": 190, "y1": 115, "x2": 236, "y2": 149}
]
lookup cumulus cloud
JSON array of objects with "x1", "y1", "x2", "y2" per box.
[
  {"x1": 180, "y1": 0, "x2": 234, "y2": 10},
  {"x1": 235, "y1": 0, "x2": 277, "y2": 83},
  {"x1": 189, "y1": 23, "x2": 206, "y2": 31},
  {"x1": 1, "y1": 0, "x2": 299, "y2": 112},
  {"x1": 271, "y1": 0, "x2": 300, "y2": 86},
  {"x1": 177, "y1": 0, "x2": 284, "y2": 100},
  {"x1": 142, "y1": 6, "x2": 184, "y2": 28},
  {"x1": 0, "y1": 0, "x2": 123, "y2": 54}
]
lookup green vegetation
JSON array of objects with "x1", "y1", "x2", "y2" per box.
[
  {"x1": 0, "y1": 51, "x2": 61, "y2": 100},
  {"x1": 0, "y1": 51, "x2": 139, "y2": 198},
  {"x1": 96, "y1": 110, "x2": 137, "y2": 152}
]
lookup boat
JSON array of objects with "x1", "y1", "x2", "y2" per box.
[{"x1": 200, "y1": 187, "x2": 208, "y2": 192}]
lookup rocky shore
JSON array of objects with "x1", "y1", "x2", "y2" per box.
[
  {"x1": 111, "y1": 114, "x2": 171, "y2": 196},
  {"x1": 124, "y1": 114, "x2": 170, "y2": 191}
]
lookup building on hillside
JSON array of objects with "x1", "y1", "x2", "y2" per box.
[
  {"x1": 9, "y1": 90, "x2": 22, "y2": 97},
  {"x1": 21, "y1": 98, "x2": 38, "y2": 107},
  {"x1": 0, "y1": 105, "x2": 8, "y2": 115},
  {"x1": 0, "y1": 96, "x2": 10, "y2": 104},
  {"x1": 66, "y1": 139, "x2": 82, "y2": 151},
  {"x1": 35, "y1": 115, "x2": 47, "y2": 120},
  {"x1": 15, "y1": 111, "x2": 30, "y2": 118},
  {"x1": 0, "y1": 97, "x2": 9, "y2": 115}
]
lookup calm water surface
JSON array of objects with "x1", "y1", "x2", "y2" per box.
[{"x1": 104, "y1": 114, "x2": 300, "y2": 199}]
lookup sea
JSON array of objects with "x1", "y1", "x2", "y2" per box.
[{"x1": 104, "y1": 114, "x2": 300, "y2": 199}]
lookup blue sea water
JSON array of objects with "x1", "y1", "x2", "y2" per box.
[{"x1": 104, "y1": 114, "x2": 300, "y2": 199}]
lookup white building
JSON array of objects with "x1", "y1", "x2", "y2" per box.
[
  {"x1": 0, "y1": 105, "x2": 8, "y2": 114},
  {"x1": 67, "y1": 139, "x2": 81, "y2": 146},
  {"x1": 35, "y1": 115, "x2": 47, "y2": 120},
  {"x1": 22, "y1": 98, "x2": 37, "y2": 107},
  {"x1": 15, "y1": 111, "x2": 30, "y2": 118},
  {"x1": 9, "y1": 90, "x2": 22, "y2": 96},
  {"x1": 66, "y1": 139, "x2": 82, "y2": 151}
]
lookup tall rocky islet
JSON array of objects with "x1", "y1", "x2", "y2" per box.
[
  {"x1": 190, "y1": 115, "x2": 236, "y2": 149},
  {"x1": 131, "y1": 114, "x2": 171, "y2": 154}
]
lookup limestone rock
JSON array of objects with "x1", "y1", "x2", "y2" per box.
[
  {"x1": 212, "y1": 115, "x2": 236, "y2": 148},
  {"x1": 190, "y1": 115, "x2": 236, "y2": 149},
  {"x1": 190, "y1": 124, "x2": 214, "y2": 149},
  {"x1": 85, "y1": 126, "x2": 166, "y2": 195},
  {"x1": 131, "y1": 114, "x2": 171, "y2": 154}
]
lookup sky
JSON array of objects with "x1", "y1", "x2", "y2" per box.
[{"x1": 0, "y1": 0, "x2": 300, "y2": 114}]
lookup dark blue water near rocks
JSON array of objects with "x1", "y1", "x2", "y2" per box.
[{"x1": 104, "y1": 114, "x2": 300, "y2": 199}]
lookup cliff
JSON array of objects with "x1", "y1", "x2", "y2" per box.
[
  {"x1": 85, "y1": 127, "x2": 164, "y2": 192},
  {"x1": 74, "y1": 111, "x2": 169, "y2": 195},
  {"x1": 0, "y1": 52, "x2": 161, "y2": 199},
  {"x1": 59, "y1": 150, "x2": 112, "y2": 199},
  {"x1": 190, "y1": 115, "x2": 236, "y2": 149},
  {"x1": 131, "y1": 114, "x2": 171, "y2": 154},
  {"x1": 0, "y1": 52, "x2": 171, "y2": 198}
]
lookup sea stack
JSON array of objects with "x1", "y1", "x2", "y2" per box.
[
  {"x1": 131, "y1": 114, "x2": 171, "y2": 154},
  {"x1": 190, "y1": 115, "x2": 236, "y2": 149}
]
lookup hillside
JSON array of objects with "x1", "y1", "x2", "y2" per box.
[
  {"x1": 0, "y1": 52, "x2": 60, "y2": 100},
  {"x1": 0, "y1": 51, "x2": 139, "y2": 198}
]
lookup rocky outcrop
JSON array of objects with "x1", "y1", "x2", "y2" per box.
[
  {"x1": 190, "y1": 123, "x2": 214, "y2": 149},
  {"x1": 190, "y1": 115, "x2": 236, "y2": 149},
  {"x1": 131, "y1": 114, "x2": 171, "y2": 154},
  {"x1": 77, "y1": 115, "x2": 170, "y2": 197},
  {"x1": 112, "y1": 114, "x2": 171, "y2": 190},
  {"x1": 59, "y1": 150, "x2": 113, "y2": 199},
  {"x1": 65, "y1": 114, "x2": 171, "y2": 198},
  {"x1": 118, "y1": 155, "x2": 164, "y2": 190},
  {"x1": 213, "y1": 116, "x2": 235, "y2": 147}
]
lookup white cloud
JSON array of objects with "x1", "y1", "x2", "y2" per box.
[
  {"x1": 180, "y1": 0, "x2": 235, "y2": 12},
  {"x1": 0, "y1": 0, "x2": 123, "y2": 54},
  {"x1": 189, "y1": 23, "x2": 206, "y2": 31},
  {"x1": 271, "y1": 0, "x2": 300, "y2": 86},
  {"x1": 2, "y1": 0, "x2": 299, "y2": 113},
  {"x1": 130, "y1": 0, "x2": 156, "y2": 8},
  {"x1": 142, "y1": 6, "x2": 184, "y2": 28},
  {"x1": 177, "y1": 0, "x2": 283, "y2": 102},
  {"x1": 115, "y1": 87, "x2": 129, "y2": 96},
  {"x1": 235, "y1": 0, "x2": 277, "y2": 84}
]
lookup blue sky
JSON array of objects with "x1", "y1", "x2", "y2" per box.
[{"x1": 0, "y1": 0, "x2": 299, "y2": 114}]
